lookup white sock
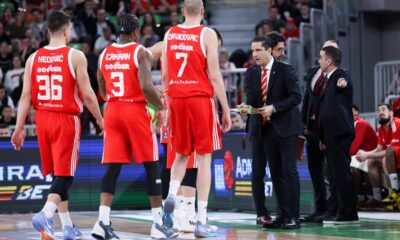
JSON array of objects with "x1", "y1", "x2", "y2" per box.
[
  {"x1": 175, "y1": 195, "x2": 185, "y2": 217},
  {"x1": 357, "y1": 194, "x2": 365, "y2": 202},
  {"x1": 197, "y1": 200, "x2": 208, "y2": 224},
  {"x1": 59, "y1": 211, "x2": 73, "y2": 228},
  {"x1": 184, "y1": 197, "x2": 196, "y2": 219},
  {"x1": 372, "y1": 187, "x2": 382, "y2": 201},
  {"x1": 42, "y1": 201, "x2": 57, "y2": 219},
  {"x1": 389, "y1": 174, "x2": 399, "y2": 190},
  {"x1": 168, "y1": 180, "x2": 180, "y2": 196},
  {"x1": 151, "y1": 207, "x2": 163, "y2": 225},
  {"x1": 99, "y1": 206, "x2": 111, "y2": 225}
]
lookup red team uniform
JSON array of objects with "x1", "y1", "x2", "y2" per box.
[
  {"x1": 31, "y1": 46, "x2": 83, "y2": 176},
  {"x1": 350, "y1": 117, "x2": 378, "y2": 156},
  {"x1": 165, "y1": 25, "x2": 221, "y2": 156},
  {"x1": 100, "y1": 42, "x2": 158, "y2": 164},
  {"x1": 378, "y1": 117, "x2": 400, "y2": 169}
]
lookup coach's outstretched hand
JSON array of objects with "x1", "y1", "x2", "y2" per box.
[{"x1": 11, "y1": 128, "x2": 25, "y2": 151}]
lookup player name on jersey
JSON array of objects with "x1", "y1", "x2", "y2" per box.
[
  {"x1": 37, "y1": 55, "x2": 64, "y2": 63},
  {"x1": 105, "y1": 53, "x2": 131, "y2": 61},
  {"x1": 167, "y1": 33, "x2": 199, "y2": 42}
]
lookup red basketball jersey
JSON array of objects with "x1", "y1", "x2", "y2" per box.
[
  {"x1": 99, "y1": 42, "x2": 146, "y2": 103},
  {"x1": 165, "y1": 25, "x2": 213, "y2": 98},
  {"x1": 31, "y1": 46, "x2": 83, "y2": 115}
]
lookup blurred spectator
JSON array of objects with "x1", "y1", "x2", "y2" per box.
[
  {"x1": 163, "y1": 11, "x2": 180, "y2": 35},
  {"x1": 0, "y1": 105, "x2": 16, "y2": 125},
  {"x1": 29, "y1": 8, "x2": 47, "y2": 43},
  {"x1": 231, "y1": 112, "x2": 244, "y2": 130},
  {"x1": 138, "y1": 24, "x2": 159, "y2": 48},
  {"x1": 296, "y1": 3, "x2": 310, "y2": 26},
  {"x1": 48, "y1": 0, "x2": 65, "y2": 12},
  {"x1": 6, "y1": 10, "x2": 27, "y2": 39},
  {"x1": 0, "y1": 123, "x2": 10, "y2": 137},
  {"x1": 255, "y1": 20, "x2": 274, "y2": 36},
  {"x1": 96, "y1": 8, "x2": 116, "y2": 38},
  {"x1": 82, "y1": 41, "x2": 98, "y2": 73},
  {"x1": 0, "y1": 22, "x2": 11, "y2": 44},
  {"x1": 229, "y1": 49, "x2": 247, "y2": 68},
  {"x1": 11, "y1": 72, "x2": 24, "y2": 106},
  {"x1": 272, "y1": 0, "x2": 294, "y2": 21},
  {"x1": 1, "y1": 7, "x2": 14, "y2": 29},
  {"x1": 392, "y1": 96, "x2": 400, "y2": 118},
  {"x1": 104, "y1": 0, "x2": 124, "y2": 15},
  {"x1": 0, "y1": 84, "x2": 15, "y2": 110},
  {"x1": 19, "y1": 35, "x2": 37, "y2": 64},
  {"x1": 0, "y1": 41, "x2": 12, "y2": 74},
  {"x1": 219, "y1": 48, "x2": 237, "y2": 106},
  {"x1": 282, "y1": 17, "x2": 300, "y2": 39},
  {"x1": 64, "y1": 5, "x2": 88, "y2": 42},
  {"x1": 4, "y1": 55, "x2": 24, "y2": 93},
  {"x1": 141, "y1": 12, "x2": 163, "y2": 38},
  {"x1": 94, "y1": 26, "x2": 115, "y2": 55},
  {"x1": 266, "y1": 5, "x2": 285, "y2": 32},
  {"x1": 154, "y1": 0, "x2": 178, "y2": 15},
  {"x1": 77, "y1": 0, "x2": 98, "y2": 38}
]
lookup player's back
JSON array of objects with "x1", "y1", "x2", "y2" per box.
[
  {"x1": 31, "y1": 46, "x2": 83, "y2": 115},
  {"x1": 165, "y1": 25, "x2": 213, "y2": 98},
  {"x1": 99, "y1": 42, "x2": 146, "y2": 103}
]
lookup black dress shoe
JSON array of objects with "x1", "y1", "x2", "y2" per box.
[
  {"x1": 302, "y1": 211, "x2": 325, "y2": 222},
  {"x1": 262, "y1": 216, "x2": 285, "y2": 229},
  {"x1": 314, "y1": 211, "x2": 336, "y2": 223},
  {"x1": 281, "y1": 217, "x2": 301, "y2": 229},
  {"x1": 323, "y1": 215, "x2": 359, "y2": 225}
]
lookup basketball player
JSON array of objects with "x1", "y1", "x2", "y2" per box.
[
  {"x1": 11, "y1": 11, "x2": 104, "y2": 240},
  {"x1": 161, "y1": 0, "x2": 231, "y2": 238},
  {"x1": 91, "y1": 14, "x2": 178, "y2": 240}
]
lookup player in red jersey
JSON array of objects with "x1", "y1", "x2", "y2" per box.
[
  {"x1": 90, "y1": 14, "x2": 178, "y2": 240},
  {"x1": 161, "y1": 0, "x2": 231, "y2": 237},
  {"x1": 11, "y1": 11, "x2": 103, "y2": 240},
  {"x1": 357, "y1": 103, "x2": 400, "y2": 210}
]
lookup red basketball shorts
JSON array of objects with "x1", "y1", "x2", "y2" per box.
[
  {"x1": 36, "y1": 110, "x2": 81, "y2": 176},
  {"x1": 102, "y1": 101, "x2": 158, "y2": 164},
  {"x1": 169, "y1": 96, "x2": 222, "y2": 155}
]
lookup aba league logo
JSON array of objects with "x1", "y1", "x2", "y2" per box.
[{"x1": 223, "y1": 150, "x2": 234, "y2": 190}]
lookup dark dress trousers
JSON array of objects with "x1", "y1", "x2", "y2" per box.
[
  {"x1": 301, "y1": 66, "x2": 328, "y2": 214},
  {"x1": 245, "y1": 60, "x2": 303, "y2": 219},
  {"x1": 317, "y1": 68, "x2": 358, "y2": 220}
]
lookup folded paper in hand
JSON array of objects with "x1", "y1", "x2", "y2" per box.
[{"x1": 350, "y1": 156, "x2": 368, "y2": 172}]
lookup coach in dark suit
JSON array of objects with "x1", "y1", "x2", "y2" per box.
[
  {"x1": 301, "y1": 40, "x2": 339, "y2": 222},
  {"x1": 317, "y1": 46, "x2": 358, "y2": 224},
  {"x1": 244, "y1": 36, "x2": 302, "y2": 229}
]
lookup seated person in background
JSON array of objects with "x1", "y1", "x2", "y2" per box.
[
  {"x1": 0, "y1": 123, "x2": 10, "y2": 137},
  {"x1": 357, "y1": 103, "x2": 400, "y2": 211},
  {"x1": 0, "y1": 105, "x2": 16, "y2": 125},
  {"x1": 350, "y1": 104, "x2": 381, "y2": 210},
  {"x1": 231, "y1": 112, "x2": 244, "y2": 131}
]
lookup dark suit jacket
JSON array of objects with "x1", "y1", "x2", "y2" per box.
[
  {"x1": 317, "y1": 68, "x2": 355, "y2": 140},
  {"x1": 301, "y1": 66, "x2": 320, "y2": 127},
  {"x1": 245, "y1": 60, "x2": 303, "y2": 138}
]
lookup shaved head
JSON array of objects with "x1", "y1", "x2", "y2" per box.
[{"x1": 183, "y1": 0, "x2": 203, "y2": 16}]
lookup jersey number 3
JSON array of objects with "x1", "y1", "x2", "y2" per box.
[
  {"x1": 37, "y1": 75, "x2": 63, "y2": 100},
  {"x1": 111, "y1": 72, "x2": 124, "y2": 97}
]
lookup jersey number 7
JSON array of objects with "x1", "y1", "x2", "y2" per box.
[{"x1": 176, "y1": 52, "x2": 188, "y2": 78}]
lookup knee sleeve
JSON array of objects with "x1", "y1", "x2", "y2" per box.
[
  {"x1": 101, "y1": 164, "x2": 122, "y2": 195},
  {"x1": 144, "y1": 162, "x2": 162, "y2": 196},
  {"x1": 181, "y1": 169, "x2": 197, "y2": 188},
  {"x1": 49, "y1": 176, "x2": 74, "y2": 201}
]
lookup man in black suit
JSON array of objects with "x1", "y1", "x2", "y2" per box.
[
  {"x1": 301, "y1": 40, "x2": 339, "y2": 222},
  {"x1": 243, "y1": 36, "x2": 303, "y2": 229},
  {"x1": 245, "y1": 32, "x2": 286, "y2": 226},
  {"x1": 317, "y1": 46, "x2": 359, "y2": 224}
]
